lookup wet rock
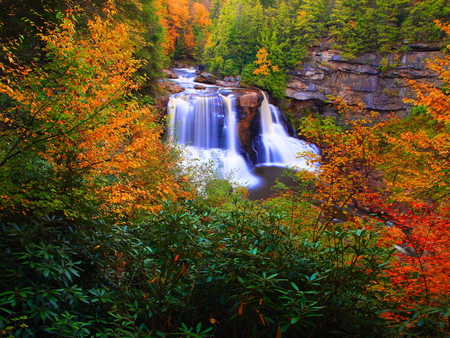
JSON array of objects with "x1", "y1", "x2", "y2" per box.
[
  {"x1": 194, "y1": 85, "x2": 206, "y2": 90},
  {"x1": 162, "y1": 69, "x2": 178, "y2": 79},
  {"x1": 194, "y1": 72, "x2": 217, "y2": 84},
  {"x1": 216, "y1": 75, "x2": 241, "y2": 87},
  {"x1": 173, "y1": 62, "x2": 187, "y2": 68},
  {"x1": 159, "y1": 80, "x2": 184, "y2": 94},
  {"x1": 234, "y1": 89, "x2": 264, "y2": 161},
  {"x1": 215, "y1": 80, "x2": 237, "y2": 87},
  {"x1": 235, "y1": 89, "x2": 263, "y2": 120},
  {"x1": 224, "y1": 76, "x2": 235, "y2": 82}
]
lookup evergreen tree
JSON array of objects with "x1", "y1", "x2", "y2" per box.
[
  {"x1": 401, "y1": 0, "x2": 450, "y2": 45},
  {"x1": 204, "y1": 0, "x2": 264, "y2": 75}
]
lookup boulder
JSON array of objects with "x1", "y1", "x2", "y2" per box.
[
  {"x1": 194, "y1": 72, "x2": 217, "y2": 84},
  {"x1": 159, "y1": 80, "x2": 184, "y2": 94},
  {"x1": 234, "y1": 89, "x2": 264, "y2": 161},
  {"x1": 215, "y1": 80, "x2": 237, "y2": 87},
  {"x1": 162, "y1": 69, "x2": 178, "y2": 79}
]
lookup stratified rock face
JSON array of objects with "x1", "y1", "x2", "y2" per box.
[{"x1": 286, "y1": 48, "x2": 444, "y2": 117}]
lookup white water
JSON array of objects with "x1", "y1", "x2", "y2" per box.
[
  {"x1": 168, "y1": 92, "x2": 259, "y2": 186},
  {"x1": 167, "y1": 69, "x2": 319, "y2": 188},
  {"x1": 255, "y1": 93, "x2": 319, "y2": 168}
]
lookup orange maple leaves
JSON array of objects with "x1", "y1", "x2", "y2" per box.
[
  {"x1": 295, "y1": 21, "x2": 450, "y2": 334},
  {"x1": 0, "y1": 5, "x2": 191, "y2": 217}
]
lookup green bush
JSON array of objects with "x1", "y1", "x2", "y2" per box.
[{"x1": 0, "y1": 194, "x2": 395, "y2": 337}]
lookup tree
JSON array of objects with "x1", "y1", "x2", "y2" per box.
[
  {"x1": 0, "y1": 4, "x2": 189, "y2": 219},
  {"x1": 203, "y1": 0, "x2": 264, "y2": 75},
  {"x1": 295, "y1": 21, "x2": 450, "y2": 335},
  {"x1": 401, "y1": 0, "x2": 450, "y2": 45},
  {"x1": 156, "y1": 0, "x2": 212, "y2": 60},
  {"x1": 115, "y1": 0, "x2": 168, "y2": 94},
  {"x1": 365, "y1": 199, "x2": 450, "y2": 336}
]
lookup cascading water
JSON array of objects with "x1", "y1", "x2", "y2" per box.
[
  {"x1": 254, "y1": 93, "x2": 319, "y2": 168},
  {"x1": 171, "y1": 68, "x2": 197, "y2": 88},
  {"x1": 167, "y1": 69, "x2": 319, "y2": 189},
  {"x1": 168, "y1": 92, "x2": 259, "y2": 186}
]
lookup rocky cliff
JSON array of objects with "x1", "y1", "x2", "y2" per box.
[{"x1": 285, "y1": 46, "x2": 444, "y2": 118}]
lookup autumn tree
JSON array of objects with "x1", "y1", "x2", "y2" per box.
[
  {"x1": 373, "y1": 22, "x2": 450, "y2": 334},
  {"x1": 293, "y1": 21, "x2": 450, "y2": 335},
  {"x1": 0, "y1": 4, "x2": 190, "y2": 220},
  {"x1": 156, "y1": 0, "x2": 212, "y2": 60}
]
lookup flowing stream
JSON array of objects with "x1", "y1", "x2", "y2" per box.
[{"x1": 167, "y1": 68, "x2": 319, "y2": 197}]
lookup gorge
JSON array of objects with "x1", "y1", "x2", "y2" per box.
[{"x1": 163, "y1": 46, "x2": 444, "y2": 197}]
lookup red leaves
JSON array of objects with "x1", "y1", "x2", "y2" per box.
[
  {"x1": 296, "y1": 21, "x2": 450, "y2": 333},
  {"x1": 368, "y1": 197, "x2": 450, "y2": 329}
]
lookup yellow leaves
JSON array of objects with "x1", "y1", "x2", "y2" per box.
[
  {"x1": 297, "y1": 10, "x2": 308, "y2": 25},
  {"x1": 0, "y1": 4, "x2": 190, "y2": 218},
  {"x1": 435, "y1": 20, "x2": 450, "y2": 43},
  {"x1": 157, "y1": 0, "x2": 211, "y2": 56},
  {"x1": 192, "y1": 2, "x2": 212, "y2": 28},
  {"x1": 253, "y1": 47, "x2": 280, "y2": 76}
]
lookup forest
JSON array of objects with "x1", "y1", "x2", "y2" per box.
[{"x1": 0, "y1": 0, "x2": 449, "y2": 337}]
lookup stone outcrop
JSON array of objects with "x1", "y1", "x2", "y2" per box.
[
  {"x1": 194, "y1": 72, "x2": 217, "y2": 84},
  {"x1": 159, "y1": 80, "x2": 185, "y2": 94},
  {"x1": 285, "y1": 47, "x2": 444, "y2": 118},
  {"x1": 234, "y1": 89, "x2": 264, "y2": 160},
  {"x1": 196, "y1": 73, "x2": 242, "y2": 87},
  {"x1": 162, "y1": 69, "x2": 178, "y2": 79},
  {"x1": 235, "y1": 89, "x2": 263, "y2": 119}
]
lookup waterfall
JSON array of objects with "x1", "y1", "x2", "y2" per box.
[
  {"x1": 167, "y1": 70, "x2": 319, "y2": 188},
  {"x1": 168, "y1": 92, "x2": 259, "y2": 186},
  {"x1": 254, "y1": 92, "x2": 319, "y2": 168}
]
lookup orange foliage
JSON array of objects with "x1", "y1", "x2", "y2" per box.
[
  {"x1": 364, "y1": 199, "x2": 450, "y2": 331},
  {"x1": 300, "y1": 21, "x2": 450, "y2": 333},
  {"x1": 156, "y1": 0, "x2": 211, "y2": 57},
  {"x1": 253, "y1": 47, "x2": 280, "y2": 76},
  {"x1": 0, "y1": 5, "x2": 192, "y2": 217}
]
